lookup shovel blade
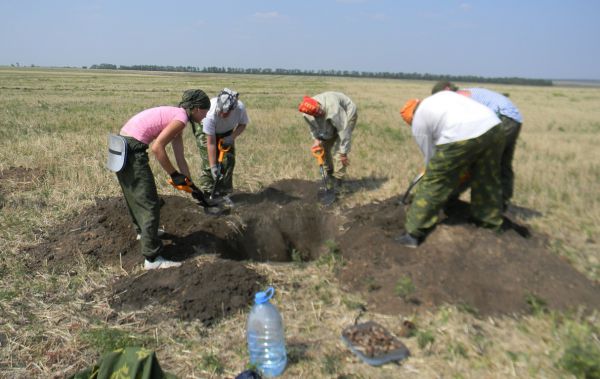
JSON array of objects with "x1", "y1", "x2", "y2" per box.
[
  {"x1": 204, "y1": 195, "x2": 234, "y2": 216},
  {"x1": 204, "y1": 205, "x2": 229, "y2": 216},
  {"x1": 318, "y1": 189, "x2": 336, "y2": 206}
]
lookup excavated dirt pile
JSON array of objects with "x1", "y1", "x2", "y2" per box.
[{"x1": 22, "y1": 175, "x2": 600, "y2": 324}]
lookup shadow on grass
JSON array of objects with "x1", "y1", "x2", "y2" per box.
[
  {"x1": 336, "y1": 176, "x2": 388, "y2": 195},
  {"x1": 507, "y1": 204, "x2": 543, "y2": 220}
]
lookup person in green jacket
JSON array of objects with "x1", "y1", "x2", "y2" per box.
[{"x1": 298, "y1": 92, "x2": 358, "y2": 186}]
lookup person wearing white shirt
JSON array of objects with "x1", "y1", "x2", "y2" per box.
[
  {"x1": 396, "y1": 91, "x2": 505, "y2": 248},
  {"x1": 192, "y1": 88, "x2": 249, "y2": 196}
]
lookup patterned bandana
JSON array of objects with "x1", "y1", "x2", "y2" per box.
[
  {"x1": 298, "y1": 96, "x2": 320, "y2": 116},
  {"x1": 216, "y1": 88, "x2": 239, "y2": 113},
  {"x1": 400, "y1": 99, "x2": 420, "y2": 125}
]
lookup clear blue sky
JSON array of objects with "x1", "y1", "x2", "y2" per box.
[{"x1": 1, "y1": 0, "x2": 599, "y2": 80}]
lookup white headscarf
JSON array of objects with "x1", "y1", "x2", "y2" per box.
[{"x1": 216, "y1": 88, "x2": 239, "y2": 113}]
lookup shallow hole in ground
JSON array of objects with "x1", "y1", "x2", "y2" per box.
[
  {"x1": 21, "y1": 177, "x2": 600, "y2": 322},
  {"x1": 216, "y1": 202, "x2": 340, "y2": 262}
]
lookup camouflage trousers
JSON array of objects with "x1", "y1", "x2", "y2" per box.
[
  {"x1": 447, "y1": 116, "x2": 521, "y2": 210},
  {"x1": 116, "y1": 137, "x2": 162, "y2": 259},
  {"x1": 69, "y1": 347, "x2": 176, "y2": 379},
  {"x1": 405, "y1": 124, "x2": 505, "y2": 238},
  {"x1": 193, "y1": 132, "x2": 236, "y2": 195},
  {"x1": 499, "y1": 115, "x2": 522, "y2": 208}
]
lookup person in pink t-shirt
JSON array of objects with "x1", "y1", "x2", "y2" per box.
[{"x1": 117, "y1": 89, "x2": 210, "y2": 270}]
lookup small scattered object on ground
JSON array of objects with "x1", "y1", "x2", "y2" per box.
[{"x1": 341, "y1": 321, "x2": 410, "y2": 366}]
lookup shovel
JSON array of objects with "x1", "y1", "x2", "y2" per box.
[
  {"x1": 168, "y1": 177, "x2": 225, "y2": 215},
  {"x1": 210, "y1": 139, "x2": 232, "y2": 201},
  {"x1": 311, "y1": 146, "x2": 336, "y2": 206},
  {"x1": 401, "y1": 171, "x2": 425, "y2": 205}
]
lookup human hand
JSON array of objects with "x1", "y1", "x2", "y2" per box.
[
  {"x1": 170, "y1": 171, "x2": 190, "y2": 186},
  {"x1": 210, "y1": 165, "x2": 219, "y2": 180},
  {"x1": 222, "y1": 135, "x2": 234, "y2": 148},
  {"x1": 340, "y1": 153, "x2": 349, "y2": 166}
]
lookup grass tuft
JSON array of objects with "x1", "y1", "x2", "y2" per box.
[
  {"x1": 559, "y1": 340, "x2": 600, "y2": 379},
  {"x1": 80, "y1": 327, "x2": 158, "y2": 354},
  {"x1": 394, "y1": 275, "x2": 415, "y2": 300}
]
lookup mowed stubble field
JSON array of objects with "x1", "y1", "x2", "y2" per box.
[{"x1": 1, "y1": 68, "x2": 599, "y2": 378}]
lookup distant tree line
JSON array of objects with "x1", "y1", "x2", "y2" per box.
[{"x1": 88, "y1": 63, "x2": 553, "y2": 86}]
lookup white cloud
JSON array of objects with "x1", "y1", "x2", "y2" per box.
[{"x1": 460, "y1": 3, "x2": 471, "y2": 11}]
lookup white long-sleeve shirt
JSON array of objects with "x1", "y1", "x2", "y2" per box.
[{"x1": 412, "y1": 91, "x2": 501, "y2": 165}]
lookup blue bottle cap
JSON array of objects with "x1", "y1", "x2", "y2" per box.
[{"x1": 254, "y1": 287, "x2": 275, "y2": 304}]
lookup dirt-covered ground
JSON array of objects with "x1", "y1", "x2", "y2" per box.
[{"x1": 20, "y1": 169, "x2": 600, "y2": 325}]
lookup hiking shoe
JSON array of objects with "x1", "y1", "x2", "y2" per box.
[
  {"x1": 143, "y1": 256, "x2": 182, "y2": 270},
  {"x1": 394, "y1": 233, "x2": 419, "y2": 248},
  {"x1": 137, "y1": 227, "x2": 165, "y2": 241}
]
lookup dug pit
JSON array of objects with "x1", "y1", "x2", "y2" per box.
[{"x1": 23, "y1": 177, "x2": 600, "y2": 325}]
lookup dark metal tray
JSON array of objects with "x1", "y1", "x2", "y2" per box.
[{"x1": 341, "y1": 321, "x2": 410, "y2": 366}]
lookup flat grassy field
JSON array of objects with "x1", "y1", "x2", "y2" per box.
[{"x1": 1, "y1": 68, "x2": 599, "y2": 378}]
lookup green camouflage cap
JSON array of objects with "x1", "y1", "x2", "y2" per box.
[{"x1": 179, "y1": 89, "x2": 210, "y2": 110}]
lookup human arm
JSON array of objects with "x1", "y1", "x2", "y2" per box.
[
  {"x1": 336, "y1": 117, "x2": 355, "y2": 156},
  {"x1": 411, "y1": 116, "x2": 434, "y2": 166},
  {"x1": 231, "y1": 123, "x2": 246, "y2": 139},
  {"x1": 303, "y1": 115, "x2": 321, "y2": 141},
  {"x1": 151, "y1": 119, "x2": 187, "y2": 176},
  {"x1": 206, "y1": 134, "x2": 218, "y2": 169},
  {"x1": 226, "y1": 103, "x2": 249, "y2": 145},
  {"x1": 413, "y1": 133, "x2": 434, "y2": 166},
  {"x1": 224, "y1": 123, "x2": 246, "y2": 146},
  {"x1": 334, "y1": 95, "x2": 357, "y2": 155},
  {"x1": 170, "y1": 132, "x2": 191, "y2": 177}
]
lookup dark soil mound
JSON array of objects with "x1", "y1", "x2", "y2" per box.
[
  {"x1": 338, "y1": 197, "x2": 600, "y2": 316},
  {"x1": 109, "y1": 259, "x2": 263, "y2": 325},
  {"x1": 22, "y1": 175, "x2": 600, "y2": 323}
]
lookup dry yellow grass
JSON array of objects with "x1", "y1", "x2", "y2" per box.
[{"x1": 1, "y1": 68, "x2": 599, "y2": 378}]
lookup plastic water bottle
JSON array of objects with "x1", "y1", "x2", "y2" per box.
[{"x1": 247, "y1": 287, "x2": 287, "y2": 377}]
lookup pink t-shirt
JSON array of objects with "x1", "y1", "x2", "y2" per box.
[{"x1": 120, "y1": 106, "x2": 189, "y2": 144}]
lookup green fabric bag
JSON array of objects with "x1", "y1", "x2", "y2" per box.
[{"x1": 69, "y1": 347, "x2": 177, "y2": 379}]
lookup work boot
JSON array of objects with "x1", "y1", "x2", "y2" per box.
[
  {"x1": 394, "y1": 233, "x2": 419, "y2": 248},
  {"x1": 143, "y1": 256, "x2": 182, "y2": 270}
]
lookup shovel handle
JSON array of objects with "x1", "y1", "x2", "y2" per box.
[
  {"x1": 168, "y1": 178, "x2": 193, "y2": 193},
  {"x1": 217, "y1": 139, "x2": 231, "y2": 163},
  {"x1": 169, "y1": 178, "x2": 212, "y2": 207},
  {"x1": 311, "y1": 146, "x2": 325, "y2": 165}
]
